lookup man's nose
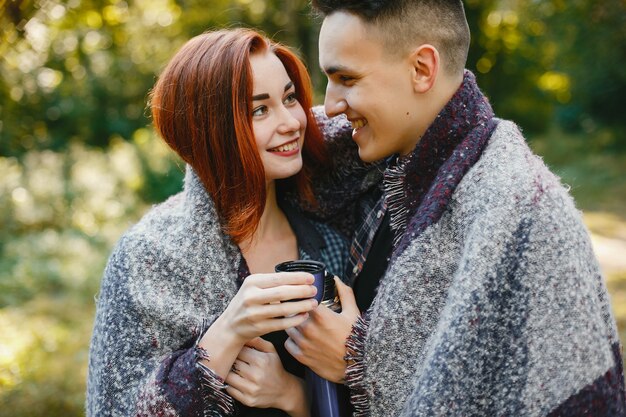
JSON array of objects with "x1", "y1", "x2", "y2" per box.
[{"x1": 324, "y1": 83, "x2": 347, "y2": 117}]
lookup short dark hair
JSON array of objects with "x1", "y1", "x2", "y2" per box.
[{"x1": 311, "y1": 0, "x2": 470, "y2": 76}]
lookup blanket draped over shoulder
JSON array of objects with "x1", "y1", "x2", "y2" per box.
[
  {"x1": 309, "y1": 71, "x2": 626, "y2": 417},
  {"x1": 87, "y1": 166, "x2": 347, "y2": 417}
]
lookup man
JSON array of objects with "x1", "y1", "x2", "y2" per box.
[{"x1": 285, "y1": 1, "x2": 626, "y2": 416}]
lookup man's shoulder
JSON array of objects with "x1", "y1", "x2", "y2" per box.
[
  {"x1": 455, "y1": 119, "x2": 579, "y2": 217},
  {"x1": 468, "y1": 119, "x2": 564, "y2": 194},
  {"x1": 482, "y1": 119, "x2": 538, "y2": 169}
]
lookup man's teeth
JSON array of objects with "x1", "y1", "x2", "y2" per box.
[
  {"x1": 352, "y1": 119, "x2": 367, "y2": 129},
  {"x1": 270, "y1": 140, "x2": 298, "y2": 152}
]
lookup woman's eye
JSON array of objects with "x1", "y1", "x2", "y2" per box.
[
  {"x1": 252, "y1": 105, "x2": 267, "y2": 117},
  {"x1": 284, "y1": 92, "x2": 298, "y2": 105}
]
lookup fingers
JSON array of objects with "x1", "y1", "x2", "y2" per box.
[
  {"x1": 237, "y1": 346, "x2": 263, "y2": 364},
  {"x1": 225, "y1": 372, "x2": 248, "y2": 401},
  {"x1": 261, "y1": 298, "x2": 318, "y2": 319},
  {"x1": 242, "y1": 310, "x2": 311, "y2": 337},
  {"x1": 231, "y1": 358, "x2": 251, "y2": 376},
  {"x1": 285, "y1": 326, "x2": 303, "y2": 345},
  {"x1": 248, "y1": 272, "x2": 314, "y2": 289},
  {"x1": 308, "y1": 303, "x2": 335, "y2": 322},
  {"x1": 284, "y1": 336, "x2": 305, "y2": 363},
  {"x1": 262, "y1": 284, "x2": 318, "y2": 304},
  {"x1": 245, "y1": 337, "x2": 276, "y2": 353},
  {"x1": 335, "y1": 276, "x2": 359, "y2": 317},
  {"x1": 225, "y1": 378, "x2": 243, "y2": 396},
  {"x1": 265, "y1": 311, "x2": 311, "y2": 333},
  {"x1": 241, "y1": 281, "x2": 317, "y2": 305}
]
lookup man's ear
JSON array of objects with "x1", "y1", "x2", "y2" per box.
[{"x1": 409, "y1": 44, "x2": 439, "y2": 93}]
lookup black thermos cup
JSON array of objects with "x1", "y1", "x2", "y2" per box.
[{"x1": 275, "y1": 260, "x2": 348, "y2": 417}]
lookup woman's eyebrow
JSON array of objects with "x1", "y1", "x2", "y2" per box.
[{"x1": 252, "y1": 81, "x2": 294, "y2": 101}]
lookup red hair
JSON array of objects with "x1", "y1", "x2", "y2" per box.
[{"x1": 150, "y1": 29, "x2": 327, "y2": 244}]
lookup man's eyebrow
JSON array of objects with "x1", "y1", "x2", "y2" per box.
[
  {"x1": 252, "y1": 81, "x2": 294, "y2": 101},
  {"x1": 322, "y1": 65, "x2": 350, "y2": 76}
]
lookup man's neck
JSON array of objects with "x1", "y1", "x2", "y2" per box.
[{"x1": 408, "y1": 71, "x2": 466, "y2": 152}]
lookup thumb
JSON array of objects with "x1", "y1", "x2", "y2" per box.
[
  {"x1": 335, "y1": 277, "x2": 359, "y2": 317},
  {"x1": 245, "y1": 336, "x2": 276, "y2": 353}
]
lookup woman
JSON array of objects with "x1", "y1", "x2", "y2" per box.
[{"x1": 86, "y1": 28, "x2": 350, "y2": 417}]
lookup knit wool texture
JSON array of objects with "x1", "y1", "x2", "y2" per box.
[
  {"x1": 370, "y1": 120, "x2": 623, "y2": 416},
  {"x1": 86, "y1": 167, "x2": 347, "y2": 417},
  {"x1": 87, "y1": 168, "x2": 241, "y2": 416},
  {"x1": 309, "y1": 72, "x2": 625, "y2": 416}
]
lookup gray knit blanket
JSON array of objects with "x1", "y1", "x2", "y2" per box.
[
  {"x1": 308, "y1": 72, "x2": 625, "y2": 416},
  {"x1": 86, "y1": 167, "x2": 347, "y2": 417},
  {"x1": 356, "y1": 120, "x2": 624, "y2": 416}
]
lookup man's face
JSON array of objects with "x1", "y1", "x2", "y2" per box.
[{"x1": 319, "y1": 11, "x2": 421, "y2": 162}]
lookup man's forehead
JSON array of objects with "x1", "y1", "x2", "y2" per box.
[
  {"x1": 319, "y1": 12, "x2": 381, "y2": 70},
  {"x1": 319, "y1": 11, "x2": 368, "y2": 45}
]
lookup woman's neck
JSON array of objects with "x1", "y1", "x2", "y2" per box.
[
  {"x1": 239, "y1": 181, "x2": 298, "y2": 273},
  {"x1": 254, "y1": 181, "x2": 289, "y2": 241}
]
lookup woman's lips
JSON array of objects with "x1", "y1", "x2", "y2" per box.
[{"x1": 269, "y1": 138, "x2": 300, "y2": 155}]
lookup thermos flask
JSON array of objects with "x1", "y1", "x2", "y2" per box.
[{"x1": 275, "y1": 260, "x2": 349, "y2": 417}]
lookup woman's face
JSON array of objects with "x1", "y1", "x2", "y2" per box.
[{"x1": 249, "y1": 51, "x2": 307, "y2": 182}]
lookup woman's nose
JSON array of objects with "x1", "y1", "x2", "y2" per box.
[{"x1": 277, "y1": 107, "x2": 301, "y2": 133}]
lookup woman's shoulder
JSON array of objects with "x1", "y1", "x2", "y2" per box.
[
  {"x1": 101, "y1": 192, "x2": 188, "y2": 279},
  {"x1": 113, "y1": 167, "x2": 229, "y2": 263},
  {"x1": 99, "y1": 187, "x2": 239, "y2": 312},
  {"x1": 105, "y1": 185, "x2": 230, "y2": 280},
  {"x1": 117, "y1": 192, "x2": 186, "y2": 252}
]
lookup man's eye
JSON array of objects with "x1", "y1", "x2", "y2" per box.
[
  {"x1": 339, "y1": 75, "x2": 355, "y2": 83},
  {"x1": 252, "y1": 105, "x2": 267, "y2": 117}
]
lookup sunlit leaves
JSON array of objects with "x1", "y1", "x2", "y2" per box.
[
  {"x1": 537, "y1": 71, "x2": 571, "y2": 103},
  {"x1": 0, "y1": 130, "x2": 179, "y2": 307}
]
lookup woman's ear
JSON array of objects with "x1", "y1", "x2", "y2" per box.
[{"x1": 409, "y1": 44, "x2": 439, "y2": 93}]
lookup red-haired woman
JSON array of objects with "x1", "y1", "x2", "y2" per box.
[{"x1": 86, "y1": 29, "x2": 352, "y2": 417}]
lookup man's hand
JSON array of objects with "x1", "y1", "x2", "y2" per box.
[{"x1": 285, "y1": 277, "x2": 360, "y2": 383}]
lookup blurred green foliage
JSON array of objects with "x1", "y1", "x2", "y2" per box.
[
  {"x1": 2, "y1": 0, "x2": 625, "y2": 157},
  {"x1": 1, "y1": 0, "x2": 625, "y2": 415}
]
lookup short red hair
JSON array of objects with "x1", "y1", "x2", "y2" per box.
[{"x1": 150, "y1": 29, "x2": 327, "y2": 244}]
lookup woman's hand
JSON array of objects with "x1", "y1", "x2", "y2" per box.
[
  {"x1": 226, "y1": 337, "x2": 310, "y2": 417},
  {"x1": 220, "y1": 272, "x2": 319, "y2": 343},
  {"x1": 198, "y1": 272, "x2": 318, "y2": 378}
]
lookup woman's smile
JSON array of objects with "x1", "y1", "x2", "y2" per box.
[{"x1": 268, "y1": 138, "x2": 300, "y2": 155}]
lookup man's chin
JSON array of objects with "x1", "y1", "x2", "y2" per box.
[{"x1": 357, "y1": 146, "x2": 381, "y2": 163}]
